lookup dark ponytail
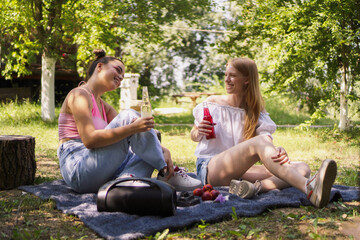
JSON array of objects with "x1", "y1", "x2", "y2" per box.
[{"x1": 86, "y1": 49, "x2": 123, "y2": 79}]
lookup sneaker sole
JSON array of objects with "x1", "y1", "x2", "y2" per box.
[
  {"x1": 229, "y1": 180, "x2": 241, "y2": 195},
  {"x1": 312, "y1": 159, "x2": 337, "y2": 208},
  {"x1": 229, "y1": 180, "x2": 254, "y2": 199}
]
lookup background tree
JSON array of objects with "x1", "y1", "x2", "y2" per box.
[
  {"x1": 121, "y1": 3, "x2": 235, "y2": 99},
  {"x1": 1, "y1": 0, "x2": 80, "y2": 121},
  {"x1": 218, "y1": 0, "x2": 360, "y2": 130},
  {"x1": 0, "y1": 0, "x2": 212, "y2": 121},
  {"x1": 122, "y1": 20, "x2": 228, "y2": 97}
]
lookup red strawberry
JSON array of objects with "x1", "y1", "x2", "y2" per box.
[
  {"x1": 201, "y1": 191, "x2": 213, "y2": 201},
  {"x1": 193, "y1": 188, "x2": 203, "y2": 197}
]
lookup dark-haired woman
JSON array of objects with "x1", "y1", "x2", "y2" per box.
[
  {"x1": 57, "y1": 49, "x2": 201, "y2": 193},
  {"x1": 191, "y1": 57, "x2": 337, "y2": 208}
]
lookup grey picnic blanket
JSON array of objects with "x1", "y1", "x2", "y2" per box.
[{"x1": 19, "y1": 179, "x2": 359, "y2": 240}]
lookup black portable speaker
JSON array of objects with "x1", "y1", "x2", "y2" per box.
[{"x1": 97, "y1": 177, "x2": 177, "y2": 216}]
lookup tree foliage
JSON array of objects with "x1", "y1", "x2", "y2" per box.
[
  {"x1": 1, "y1": 0, "x2": 212, "y2": 78},
  {"x1": 219, "y1": 0, "x2": 360, "y2": 128},
  {"x1": 0, "y1": 0, "x2": 212, "y2": 120},
  {"x1": 123, "y1": 17, "x2": 230, "y2": 97}
]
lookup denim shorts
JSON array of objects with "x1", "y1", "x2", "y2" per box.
[{"x1": 196, "y1": 157, "x2": 212, "y2": 185}]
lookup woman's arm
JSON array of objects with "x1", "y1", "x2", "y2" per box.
[
  {"x1": 190, "y1": 125, "x2": 202, "y2": 142},
  {"x1": 68, "y1": 89, "x2": 153, "y2": 149},
  {"x1": 191, "y1": 95, "x2": 223, "y2": 142},
  {"x1": 190, "y1": 120, "x2": 214, "y2": 142},
  {"x1": 161, "y1": 146, "x2": 174, "y2": 180}
]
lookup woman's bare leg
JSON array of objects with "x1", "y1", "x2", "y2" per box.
[
  {"x1": 207, "y1": 135, "x2": 309, "y2": 193},
  {"x1": 241, "y1": 162, "x2": 310, "y2": 192}
]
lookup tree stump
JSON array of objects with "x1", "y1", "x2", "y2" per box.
[{"x1": 0, "y1": 135, "x2": 36, "y2": 190}]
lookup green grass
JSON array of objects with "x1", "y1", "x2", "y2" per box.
[{"x1": 0, "y1": 98, "x2": 359, "y2": 239}]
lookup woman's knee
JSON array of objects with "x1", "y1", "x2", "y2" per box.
[
  {"x1": 108, "y1": 109, "x2": 140, "y2": 128},
  {"x1": 236, "y1": 135, "x2": 271, "y2": 152},
  {"x1": 120, "y1": 108, "x2": 140, "y2": 116},
  {"x1": 249, "y1": 135, "x2": 276, "y2": 159},
  {"x1": 119, "y1": 109, "x2": 140, "y2": 121}
]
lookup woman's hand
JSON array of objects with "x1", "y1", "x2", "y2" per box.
[
  {"x1": 162, "y1": 146, "x2": 174, "y2": 180},
  {"x1": 130, "y1": 117, "x2": 154, "y2": 133},
  {"x1": 195, "y1": 120, "x2": 216, "y2": 138},
  {"x1": 271, "y1": 146, "x2": 290, "y2": 165}
]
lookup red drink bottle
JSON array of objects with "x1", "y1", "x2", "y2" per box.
[{"x1": 203, "y1": 102, "x2": 216, "y2": 139}]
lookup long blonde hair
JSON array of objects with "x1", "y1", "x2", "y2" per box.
[{"x1": 228, "y1": 58, "x2": 264, "y2": 140}]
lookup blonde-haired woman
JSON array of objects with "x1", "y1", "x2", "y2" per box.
[{"x1": 191, "y1": 57, "x2": 337, "y2": 208}]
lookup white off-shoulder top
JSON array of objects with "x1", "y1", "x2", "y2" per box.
[{"x1": 193, "y1": 102, "x2": 277, "y2": 158}]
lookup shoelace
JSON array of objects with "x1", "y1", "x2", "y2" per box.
[{"x1": 174, "y1": 166, "x2": 190, "y2": 180}]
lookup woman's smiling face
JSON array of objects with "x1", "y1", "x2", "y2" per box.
[
  {"x1": 224, "y1": 64, "x2": 248, "y2": 95},
  {"x1": 100, "y1": 60, "x2": 125, "y2": 90}
]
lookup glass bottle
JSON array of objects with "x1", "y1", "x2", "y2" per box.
[
  {"x1": 203, "y1": 102, "x2": 216, "y2": 139},
  {"x1": 141, "y1": 86, "x2": 152, "y2": 118}
]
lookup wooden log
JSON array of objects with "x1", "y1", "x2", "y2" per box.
[{"x1": 0, "y1": 135, "x2": 36, "y2": 190}]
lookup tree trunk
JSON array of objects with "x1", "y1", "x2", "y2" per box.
[
  {"x1": 0, "y1": 135, "x2": 36, "y2": 190},
  {"x1": 41, "y1": 52, "x2": 56, "y2": 122},
  {"x1": 338, "y1": 65, "x2": 348, "y2": 130}
]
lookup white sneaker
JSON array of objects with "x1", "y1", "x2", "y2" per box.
[
  {"x1": 229, "y1": 179, "x2": 261, "y2": 199},
  {"x1": 157, "y1": 166, "x2": 202, "y2": 191},
  {"x1": 306, "y1": 159, "x2": 337, "y2": 208}
]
